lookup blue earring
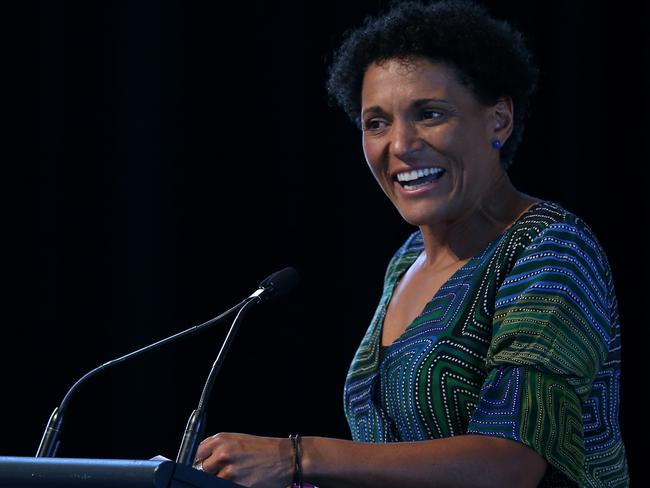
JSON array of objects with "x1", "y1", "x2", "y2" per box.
[{"x1": 492, "y1": 140, "x2": 502, "y2": 149}]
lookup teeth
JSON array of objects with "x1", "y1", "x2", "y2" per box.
[{"x1": 396, "y1": 167, "x2": 444, "y2": 182}]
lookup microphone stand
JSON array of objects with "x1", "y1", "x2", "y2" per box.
[
  {"x1": 37, "y1": 266, "x2": 298, "y2": 460},
  {"x1": 176, "y1": 295, "x2": 261, "y2": 466},
  {"x1": 36, "y1": 298, "x2": 251, "y2": 458}
]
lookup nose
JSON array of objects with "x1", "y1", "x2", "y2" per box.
[{"x1": 390, "y1": 119, "x2": 425, "y2": 161}]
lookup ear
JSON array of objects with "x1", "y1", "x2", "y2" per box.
[{"x1": 492, "y1": 97, "x2": 514, "y2": 144}]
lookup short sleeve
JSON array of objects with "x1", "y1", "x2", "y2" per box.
[{"x1": 467, "y1": 220, "x2": 614, "y2": 485}]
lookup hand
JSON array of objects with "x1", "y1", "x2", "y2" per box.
[{"x1": 194, "y1": 432, "x2": 294, "y2": 488}]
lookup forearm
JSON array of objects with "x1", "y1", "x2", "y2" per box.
[{"x1": 300, "y1": 435, "x2": 546, "y2": 488}]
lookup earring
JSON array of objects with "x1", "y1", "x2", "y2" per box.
[{"x1": 492, "y1": 140, "x2": 502, "y2": 149}]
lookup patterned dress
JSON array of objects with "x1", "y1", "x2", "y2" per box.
[{"x1": 343, "y1": 201, "x2": 628, "y2": 487}]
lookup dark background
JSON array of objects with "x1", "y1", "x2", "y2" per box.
[{"x1": 2, "y1": 0, "x2": 648, "y2": 485}]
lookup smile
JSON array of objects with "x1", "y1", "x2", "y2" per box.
[{"x1": 394, "y1": 167, "x2": 446, "y2": 190}]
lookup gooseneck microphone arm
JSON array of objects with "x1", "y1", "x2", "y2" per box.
[
  {"x1": 176, "y1": 296, "x2": 260, "y2": 466},
  {"x1": 36, "y1": 297, "x2": 251, "y2": 458},
  {"x1": 176, "y1": 266, "x2": 300, "y2": 466},
  {"x1": 36, "y1": 266, "x2": 299, "y2": 461}
]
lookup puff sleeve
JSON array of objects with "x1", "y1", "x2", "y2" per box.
[{"x1": 466, "y1": 220, "x2": 614, "y2": 485}]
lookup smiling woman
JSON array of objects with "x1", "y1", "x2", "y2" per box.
[
  {"x1": 192, "y1": 1, "x2": 629, "y2": 487},
  {"x1": 358, "y1": 58, "x2": 541, "y2": 349},
  {"x1": 360, "y1": 59, "x2": 528, "y2": 231}
]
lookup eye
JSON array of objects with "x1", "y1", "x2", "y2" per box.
[
  {"x1": 422, "y1": 109, "x2": 444, "y2": 121},
  {"x1": 363, "y1": 118, "x2": 388, "y2": 131}
]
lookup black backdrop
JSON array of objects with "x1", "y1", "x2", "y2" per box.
[{"x1": 2, "y1": 0, "x2": 648, "y2": 485}]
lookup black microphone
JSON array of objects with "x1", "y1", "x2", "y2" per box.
[
  {"x1": 36, "y1": 267, "x2": 299, "y2": 458},
  {"x1": 253, "y1": 266, "x2": 300, "y2": 301},
  {"x1": 176, "y1": 267, "x2": 300, "y2": 467}
]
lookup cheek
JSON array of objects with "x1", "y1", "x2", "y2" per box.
[
  {"x1": 426, "y1": 124, "x2": 460, "y2": 155},
  {"x1": 440, "y1": 127, "x2": 459, "y2": 149},
  {"x1": 428, "y1": 123, "x2": 488, "y2": 171}
]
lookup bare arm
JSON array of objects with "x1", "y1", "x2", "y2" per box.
[
  {"x1": 196, "y1": 433, "x2": 546, "y2": 488},
  {"x1": 302, "y1": 434, "x2": 546, "y2": 488}
]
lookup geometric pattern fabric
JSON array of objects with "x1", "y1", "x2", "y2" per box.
[{"x1": 343, "y1": 201, "x2": 628, "y2": 486}]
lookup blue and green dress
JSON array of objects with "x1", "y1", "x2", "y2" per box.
[{"x1": 343, "y1": 201, "x2": 628, "y2": 487}]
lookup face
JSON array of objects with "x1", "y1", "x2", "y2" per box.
[{"x1": 360, "y1": 58, "x2": 510, "y2": 227}]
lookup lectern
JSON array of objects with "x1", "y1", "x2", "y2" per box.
[{"x1": 0, "y1": 456, "x2": 243, "y2": 488}]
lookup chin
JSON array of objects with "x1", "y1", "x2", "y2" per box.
[
  {"x1": 396, "y1": 208, "x2": 444, "y2": 227},
  {"x1": 394, "y1": 198, "x2": 453, "y2": 228}
]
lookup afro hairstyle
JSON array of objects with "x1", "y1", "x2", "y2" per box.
[{"x1": 326, "y1": 0, "x2": 539, "y2": 169}]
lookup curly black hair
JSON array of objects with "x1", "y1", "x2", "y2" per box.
[{"x1": 326, "y1": 0, "x2": 539, "y2": 169}]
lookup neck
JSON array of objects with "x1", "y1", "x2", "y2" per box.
[{"x1": 417, "y1": 174, "x2": 539, "y2": 268}]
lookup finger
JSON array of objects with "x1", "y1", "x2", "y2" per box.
[
  {"x1": 195, "y1": 435, "x2": 219, "y2": 463},
  {"x1": 198, "y1": 456, "x2": 213, "y2": 473},
  {"x1": 200, "y1": 453, "x2": 228, "y2": 476}
]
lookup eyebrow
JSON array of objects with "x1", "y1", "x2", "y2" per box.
[
  {"x1": 413, "y1": 97, "x2": 451, "y2": 107},
  {"x1": 361, "y1": 105, "x2": 386, "y2": 118},
  {"x1": 361, "y1": 98, "x2": 452, "y2": 118}
]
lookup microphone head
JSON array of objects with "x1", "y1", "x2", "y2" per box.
[{"x1": 258, "y1": 267, "x2": 300, "y2": 300}]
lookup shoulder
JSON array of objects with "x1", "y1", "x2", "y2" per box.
[
  {"x1": 497, "y1": 201, "x2": 617, "y2": 331},
  {"x1": 512, "y1": 201, "x2": 612, "y2": 273},
  {"x1": 509, "y1": 200, "x2": 588, "y2": 240},
  {"x1": 502, "y1": 201, "x2": 611, "y2": 273}
]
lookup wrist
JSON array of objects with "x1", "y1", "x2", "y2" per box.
[
  {"x1": 289, "y1": 435, "x2": 319, "y2": 488},
  {"x1": 296, "y1": 436, "x2": 321, "y2": 484}
]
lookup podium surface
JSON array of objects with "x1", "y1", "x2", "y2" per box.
[{"x1": 0, "y1": 456, "x2": 243, "y2": 488}]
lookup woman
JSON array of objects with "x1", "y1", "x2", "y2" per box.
[{"x1": 194, "y1": 1, "x2": 628, "y2": 486}]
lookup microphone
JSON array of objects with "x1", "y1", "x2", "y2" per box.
[
  {"x1": 250, "y1": 266, "x2": 300, "y2": 302},
  {"x1": 36, "y1": 267, "x2": 300, "y2": 458},
  {"x1": 176, "y1": 266, "x2": 300, "y2": 466}
]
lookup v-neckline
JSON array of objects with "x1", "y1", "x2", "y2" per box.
[
  {"x1": 378, "y1": 201, "x2": 545, "y2": 350},
  {"x1": 379, "y1": 237, "x2": 496, "y2": 348}
]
